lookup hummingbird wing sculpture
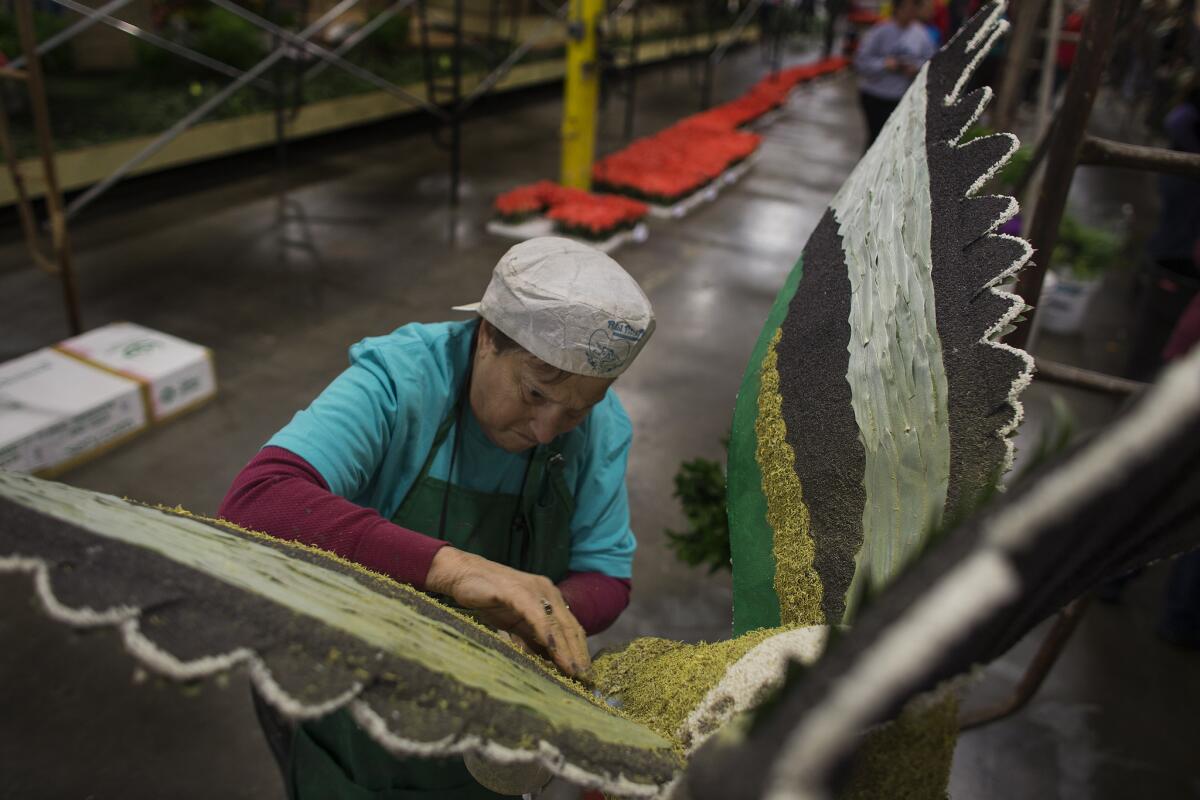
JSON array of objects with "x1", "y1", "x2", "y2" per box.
[
  {"x1": 726, "y1": 0, "x2": 1032, "y2": 635},
  {"x1": 0, "y1": 471, "x2": 682, "y2": 797}
]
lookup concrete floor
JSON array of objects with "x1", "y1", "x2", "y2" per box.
[{"x1": 1, "y1": 44, "x2": 1197, "y2": 799}]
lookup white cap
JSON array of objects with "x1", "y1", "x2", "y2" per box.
[{"x1": 453, "y1": 237, "x2": 655, "y2": 378}]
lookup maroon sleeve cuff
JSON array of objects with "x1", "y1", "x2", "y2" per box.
[
  {"x1": 557, "y1": 571, "x2": 632, "y2": 636},
  {"x1": 354, "y1": 518, "x2": 448, "y2": 588},
  {"x1": 219, "y1": 446, "x2": 448, "y2": 590}
]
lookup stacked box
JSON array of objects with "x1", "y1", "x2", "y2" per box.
[
  {"x1": 57, "y1": 322, "x2": 217, "y2": 422},
  {"x1": 0, "y1": 322, "x2": 217, "y2": 476},
  {"x1": 0, "y1": 349, "x2": 147, "y2": 475}
]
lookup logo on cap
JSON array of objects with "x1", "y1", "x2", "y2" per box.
[
  {"x1": 587, "y1": 320, "x2": 643, "y2": 373},
  {"x1": 607, "y1": 320, "x2": 646, "y2": 342}
]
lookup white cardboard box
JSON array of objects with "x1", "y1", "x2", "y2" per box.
[
  {"x1": 57, "y1": 322, "x2": 217, "y2": 422},
  {"x1": 0, "y1": 348, "x2": 147, "y2": 475}
]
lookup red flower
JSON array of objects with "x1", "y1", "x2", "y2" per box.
[
  {"x1": 495, "y1": 181, "x2": 648, "y2": 236},
  {"x1": 507, "y1": 58, "x2": 847, "y2": 210}
]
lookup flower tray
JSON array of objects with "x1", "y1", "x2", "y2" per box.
[
  {"x1": 486, "y1": 216, "x2": 648, "y2": 254},
  {"x1": 489, "y1": 182, "x2": 650, "y2": 253}
]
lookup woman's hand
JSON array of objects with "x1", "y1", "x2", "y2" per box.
[{"x1": 425, "y1": 548, "x2": 592, "y2": 680}]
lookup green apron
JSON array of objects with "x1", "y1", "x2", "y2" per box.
[{"x1": 289, "y1": 399, "x2": 576, "y2": 799}]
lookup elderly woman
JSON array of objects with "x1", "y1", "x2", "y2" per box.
[{"x1": 220, "y1": 237, "x2": 655, "y2": 798}]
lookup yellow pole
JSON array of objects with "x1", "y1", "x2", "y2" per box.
[{"x1": 560, "y1": 0, "x2": 603, "y2": 189}]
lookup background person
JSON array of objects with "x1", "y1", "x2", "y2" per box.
[{"x1": 853, "y1": 0, "x2": 937, "y2": 149}]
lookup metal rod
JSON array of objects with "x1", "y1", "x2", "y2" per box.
[
  {"x1": 268, "y1": 0, "x2": 287, "y2": 171},
  {"x1": 449, "y1": 0, "x2": 463, "y2": 206},
  {"x1": 0, "y1": 90, "x2": 56, "y2": 274},
  {"x1": 208, "y1": 0, "x2": 448, "y2": 119},
  {"x1": 701, "y1": 0, "x2": 763, "y2": 109},
  {"x1": 1078, "y1": 135, "x2": 1200, "y2": 180},
  {"x1": 65, "y1": 0, "x2": 366, "y2": 222},
  {"x1": 822, "y1": 0, "x2": 842, "y2": 58},
  {"x1": 15, "y1": 0, "x2": 82, "y2": 334},
  {"x1": 8, "y1": 0, "x2": 134, "y2": 70},
  {"x1": 709, "y1": 0, "x2": 764, "y2": 66},
  {"x1": 457, "y1": 4, "x2": 569, "y2": 114},
  {"x1": 1034, "y1": 358, "x2": 1148, "y2": 396},
  {"x1": 305, "y1": 0, "x2": 417, "y2": 81},
  {"x1": 622, "y1": 0, "x2": 641, "y2": 142},
  {"x1": 1034, "y1": 0, "x2": 1063, "y2": 137},
  {"x1": 993, "y1": 0, "x2": 1048, "y2": 132},
  {"x1": 607, "y1": 0, "x2": 639, "y2": 24},
  {"x1": 958, "y1": 597, "x2": 1091, "y2": 731},
  {"x1": 1009, "y1": 0, "x2": 1121, "y2": 352},
  {"x1": 44, "y1": 0, "x2": 275, "y2": 91},
  {"x1": 700, "y1": 0, "x2": 717, "y2": 109},
  {"x1": 530, "y1": 0, "x2": 570, "y2": 25}
]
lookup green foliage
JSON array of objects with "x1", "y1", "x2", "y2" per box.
[
  {"x1": 665, "y1": 455, "x2": 731, "y2": 574},
  {"x1": 134, "y1": 7, "x2": 265, "y2": 84},
  {"x1": 1052, "y1": 213, "x2": 1122, "y2": 280},
  {"x1": 364, "y1": 13, "x2": 412, "y2": 56},
  {"x1": 191, "y1": 7, "x2": 267, "y2": 71},
  {"x1": 995, "y1": 142, "x2": 1032, "y2": 192},
  {"x1": 0, "y1": 11, "x2": 74, "y2": 73}
]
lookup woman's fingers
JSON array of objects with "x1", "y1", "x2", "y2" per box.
[
  {"x1": 508, "y1": 584, "x2": 590, "y2": 677},
  {"x1": 433, "y1": 550, "x2": 592, "y2": 678}
]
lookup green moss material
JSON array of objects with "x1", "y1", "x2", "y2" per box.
[
  {"x1": 591, "y1": 628, "x2": 784, "y2": 744},
  {"x1": 756, "y1": 329, "x2": 824, "y2": 627},
  {"x1": 838, "y1": 688, "x2": 960, "y2": 800}
]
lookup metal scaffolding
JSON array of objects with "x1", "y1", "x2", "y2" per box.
[{"x1": 0, "y1": 0, "x2": 758, "y2": 333}]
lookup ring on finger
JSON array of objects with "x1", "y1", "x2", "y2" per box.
[{"x1": 540, "y1": 597, "x2": 554, "y2": 616}]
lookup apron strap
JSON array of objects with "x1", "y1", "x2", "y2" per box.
[{"x1": 414, "y1": 412, "x2": 456, "y2": 486}]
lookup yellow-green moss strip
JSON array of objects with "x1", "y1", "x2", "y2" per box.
[
  {"x1": 838, "y1": 688, "x2": 960, "y2": 800},
  {"x1": 591, "y1": 628, "x2": 784, "y2": 746},
  {"x1": 756, "y1": 330, "x2": 824, "y2": 627}
]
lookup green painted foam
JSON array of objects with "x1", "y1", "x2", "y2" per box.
[{"x1": 729, "y1": 252, "x2": 807, "y2": 636}]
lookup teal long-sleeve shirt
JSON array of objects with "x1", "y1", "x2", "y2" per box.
[{"x1": 266, "y1": 319, "x2": 637, "y2": 579}]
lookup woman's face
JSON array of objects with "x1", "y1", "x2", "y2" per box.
[{"x1": 470, "y1": 325, "x2": 614, "y2": 453}]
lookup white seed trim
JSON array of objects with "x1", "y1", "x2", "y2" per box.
[
  {"x1": 0, "y1": 555, "x2": 139, "y2": 626},
  {"x1": 945, "y1": 5, "x2": 1009, "y2": 107},
  {"x1": 678, "y1": 626, "x2": 829, "y2": 755},
  {"x1": 352, "y1": 702, "x2": 667, "y2": 798},
  {"x1": 933, "y1": 1, "x2": 1036, "y2": 481}
]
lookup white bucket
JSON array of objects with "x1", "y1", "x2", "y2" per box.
[{"x1": 1037, "y1": 270, "x2": 1102, "y2": 335}]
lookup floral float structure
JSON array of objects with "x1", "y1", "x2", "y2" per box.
[
  {"x1": 4, "y1": 6, "x2": 1200, "y2": 799},
  {"x1": 488, "y1": 181, "x2": 650, "y2": 254}
]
